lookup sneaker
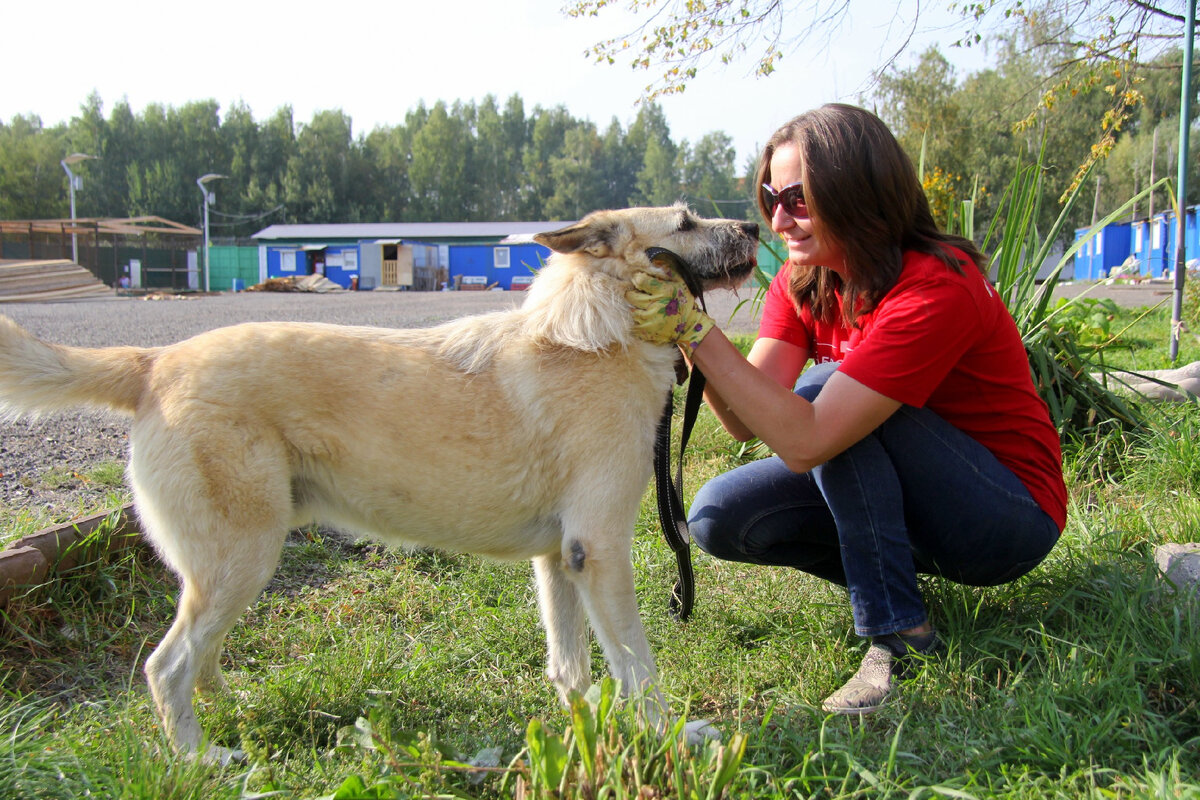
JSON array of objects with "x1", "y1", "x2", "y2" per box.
[{"x1": 820, "y1": 630, "x2": 944, "y2": 716}]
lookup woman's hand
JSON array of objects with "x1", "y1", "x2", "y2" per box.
[{"x1": 625, "y1": 270, "x2": 715, "y2": 348}]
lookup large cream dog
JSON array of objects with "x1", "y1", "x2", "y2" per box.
[{"x1": 0, "y1": 205, "x2": 757, "y2": 762}]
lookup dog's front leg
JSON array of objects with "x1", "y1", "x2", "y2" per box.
[
  {"x1": 532, "y1": 552, "x2": 591, "y2": 704},
  {"x1": 555, "y1": 529, "x2": 670, "y2": 733}
]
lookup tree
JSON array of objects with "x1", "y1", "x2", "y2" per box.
[
  {"x1": 245, "y1": 106, "x2": 297, "y2": 222},
  {"x1": 626, "y1": 104, "x2": 679, "y2": 205},
  {"x1": 1, "y1": 91, "x2": 748, "y2": 226},
  {"x1": 65, "y1": 93, "x2": 116, "y2": 218},
  {"x1": 361, "y1": 122, "x2": 412, "y2": 223},
  {"x1": 593, "y1": 119, "x2": 638, "y2": 211},
  {"x1": 871, "y1": 15, "x2": 1137, "y2": 240},
  {"x1": 636, "y1": 137, "x2": 681, "y2": 205},
  {"x1": 80, "y1": 97, "x2": 141, "y2": 220},
  {"x1": 545, "y1": 122, "x2": 604, "y2": 220},
  {"x1": 121, "y1": 100, "x2": 225, "y2": 224},
  {"x1": 521, "y1": 106, "x2": 576, "y2": 219},
  {"x1": 679, "y1": 131, "x2": 743, "y2": 217},
  {"x1": 284, "y1": 109, "x2": 358, "y2": 222},
  {"x1": 472, "y1": 94, "x2": 527, "y2": 220},
  {"x1": 874, "y1": 46, "x2": 973, "y2": 228},
  {"x1": 0, "y1": 115, "x2": 67, "y2": 219},
  {"x1": 408, "y1": 101, "x2": 471, "y2": 220},
  {"x1": 954, "y1": 1, "x2": 1197, "y2": 194}
]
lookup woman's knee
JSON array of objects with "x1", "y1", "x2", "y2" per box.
[
  {"x1": 687, "y1": 478, "x2": 749, "y2": 561},
  {"x1": 793, "y1": 361, "x2": 840, "y2": 402},
  {"x1": 687, "y1": 458, "x2": 832, "y2": 565}
]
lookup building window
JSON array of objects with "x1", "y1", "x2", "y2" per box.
[{"x1": 494, "y1": 247, "x2": 511, "y2": 268}]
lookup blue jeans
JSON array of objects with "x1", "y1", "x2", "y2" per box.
[{"x1": 689, "y1": 362, "x2": 1061, "y2": 637}]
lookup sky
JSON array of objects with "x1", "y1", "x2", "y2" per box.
[{"x1": 5, "y1": 0, "x2": 992, "y2": 169}]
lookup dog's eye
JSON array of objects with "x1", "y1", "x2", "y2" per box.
[{"x1": 677, "y1": 215, "x2": 695, "y2": 232}]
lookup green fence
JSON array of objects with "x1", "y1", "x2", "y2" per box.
[{"x1": 207, "y1": 246, "x2": 260, "y2": 291}]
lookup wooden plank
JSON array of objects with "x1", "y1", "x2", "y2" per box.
[
  {"x1": 0, "y1": 504, "x2": 140, "y2": 608},
  {"x1": 0, "y1": 259, "x2": 112, "y2": 302}
]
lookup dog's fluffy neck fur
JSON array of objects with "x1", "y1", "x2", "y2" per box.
[
  {"x1": 522, "y1": 254, "x2": 636, "y2": 352},
  {"x1": 427, "y1": 254, "x2": 643, "y2": 375}
]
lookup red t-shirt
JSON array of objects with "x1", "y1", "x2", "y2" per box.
[{"x1": 758, "y1": 250, "x2": 1067, "y2": 531}]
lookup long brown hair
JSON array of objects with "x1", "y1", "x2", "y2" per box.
[{"x1": 754, "y1": 104, "x2": 986, "y2": 326}]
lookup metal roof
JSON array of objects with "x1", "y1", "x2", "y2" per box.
[{"x1": 251, "y1": 220, "x2": 571, "y2": 241}]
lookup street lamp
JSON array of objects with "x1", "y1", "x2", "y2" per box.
[
  {"x1": 60, "y1": 153, "x2": 96, "y2": 264},
  {"x1": 196, "y1": 173, "x2": 228, "y2": 292}
]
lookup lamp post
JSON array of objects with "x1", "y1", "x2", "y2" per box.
[
  {"x1": 1170, "y1": 0, "x2": 1196, "y2": 362},
  {"x1": 196, "y1": 173, "x2": 228, "y2": 292},
  {"x1": 60, "y1": 153, "x2": 96, "y2": 264}
]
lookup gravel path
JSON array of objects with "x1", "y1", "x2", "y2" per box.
[{"x1": 0, "y1": 289, "x2": 762, "y2": 519}]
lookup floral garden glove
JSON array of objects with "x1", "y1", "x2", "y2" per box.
[{"x1": 626, "y1": 268, "x2": 715, "y2": 348}]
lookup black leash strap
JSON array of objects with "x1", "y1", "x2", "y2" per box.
[
  {"x1": 653, "y1": 362, "x2": 706, "y2": 622},
  {"x1": 644, "y1": 245, "x2": 710, "y2": 622}
]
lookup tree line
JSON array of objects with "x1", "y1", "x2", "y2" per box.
[
  {"x1": 0, "y1": 16, "x2": 1195, "y2": 246},
  {"x1": 0, "y1": 93, "x2": 745, "y2": 239}
]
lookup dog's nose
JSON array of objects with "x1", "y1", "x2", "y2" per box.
[{"x1": 740, "y1": 222, "x2": 759, "y2": 239}]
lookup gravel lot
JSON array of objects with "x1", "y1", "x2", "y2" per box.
[{"x1": 0, "y1": 288, "x2": 763, "y2": 519}]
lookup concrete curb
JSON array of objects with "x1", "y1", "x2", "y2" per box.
[{"x1": 0, "y1": 503, "x2": 141, "y2": 608}]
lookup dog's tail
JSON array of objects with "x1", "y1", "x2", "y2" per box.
[{"x1": 0, "y1": 315, "x2": 153, "y2": 418}]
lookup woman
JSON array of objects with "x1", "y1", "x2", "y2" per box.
[{"x1": 626, "y1": 104, "x2": 1065, "y2": 715}]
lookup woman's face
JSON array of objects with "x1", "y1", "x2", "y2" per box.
[{"x1": 767, "y1": 143, "x2": 846, "y2": 274}]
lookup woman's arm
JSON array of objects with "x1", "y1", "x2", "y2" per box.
[
  {"x1": 689, "y1": 329, "x2": 902, "y2": 473},
  {"x1": 626, "y1": 270, "x2": 901, "y2": 471},
  {"x1": 699, "y1": 337, "x2": 809, "y2": 442}
]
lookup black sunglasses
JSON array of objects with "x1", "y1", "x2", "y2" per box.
[{"x1": 761, "y1": 181, "x2": 810, "y2": 219}]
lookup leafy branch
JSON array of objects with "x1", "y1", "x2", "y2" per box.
[{"x1": 564, "y1": 0, "x2": 863, "y2": 99}]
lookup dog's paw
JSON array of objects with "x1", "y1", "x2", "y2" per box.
[
  {"x1": 684, "y1": 718, "x2": 721, "y2": 745},
  {"x1": 198, "y1": 744, "x2": 246, "y2": 766}
]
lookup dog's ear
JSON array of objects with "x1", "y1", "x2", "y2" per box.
[{"x1": 533, "y1": 218, "x2": 615, "y2": 257}]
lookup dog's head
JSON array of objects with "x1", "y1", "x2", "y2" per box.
[{"x1": 531, "y1": 204, "x2": 758, "y2": 295}]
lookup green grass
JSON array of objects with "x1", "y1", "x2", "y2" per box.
[
  {"x1": 0, "y1": 459, "x2": 130, "y2": 548},
  {"x1": 1, "y1": 309, "x2": 1198, "y2": 798}
]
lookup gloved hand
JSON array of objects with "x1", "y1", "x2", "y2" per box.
[{"x1": 625, "y1": 268, "x2": 715, "y2": 348}]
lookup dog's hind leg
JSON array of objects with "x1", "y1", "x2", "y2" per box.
[
  {"x1": 142, "y1": 525, "x2": 287, "y2": 763},
  {"x1": 532, "y1": 552, "x2": 591, "y2": 704},
  {"x1": 133, "y1": 425, "x2": 292, "y2": 762}
]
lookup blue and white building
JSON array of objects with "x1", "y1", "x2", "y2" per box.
[
  {"x1": 250, "y1": 221, "x2": 565, "y2": 291},
  {"x1": 1074, "y1": 205, "x2": 1199, "y2": 280}
]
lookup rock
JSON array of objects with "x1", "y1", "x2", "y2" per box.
[
  {"x1": 1154, "y1": 543, "x2": 1200, "y2": 596},
  {"x1": 1093, "y1": 361, "x2": 1200, "y2": 402}
]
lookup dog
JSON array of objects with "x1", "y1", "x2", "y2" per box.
[{"x1": 0, "y1": 204, "x2": 758, "y2": 763}]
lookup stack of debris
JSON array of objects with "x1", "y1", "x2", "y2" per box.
[
  {"x1": 244, "y1": 274, "x2": 345, "y2": 293},
  {"x1": 0, "y1": 260, "x2": 113, "y2": 303}
]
